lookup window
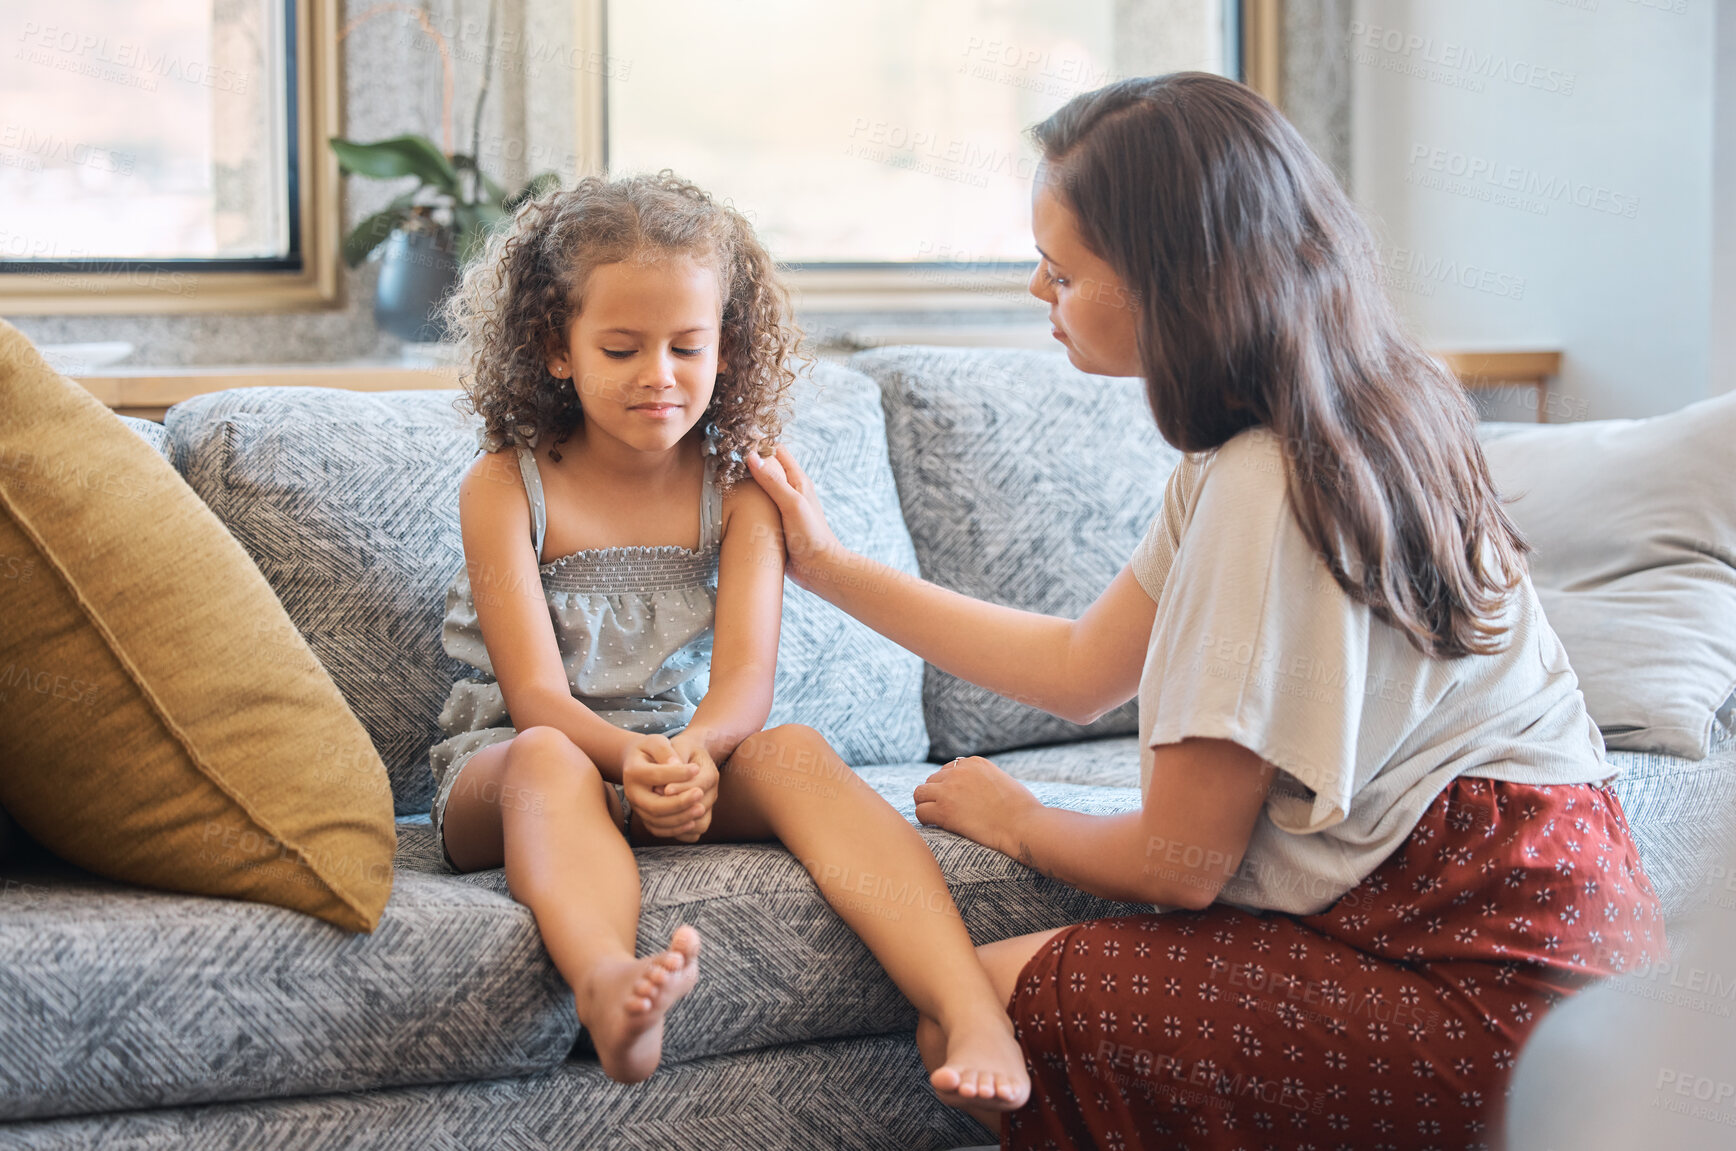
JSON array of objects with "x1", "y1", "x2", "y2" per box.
[
  {"x1": 0, "y1": 0, "x2": 340, "y2": 313},
  {"x1": 597, "y1": 0, "x2": 1249, "y2": 309}
]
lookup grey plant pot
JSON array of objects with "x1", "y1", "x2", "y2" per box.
[{"x1": 374, "y1": 226, "x2": 458, "y2": 343}]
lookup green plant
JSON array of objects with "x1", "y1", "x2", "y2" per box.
[{"x1": 330, "y1": 134, "x2": 559, "y2": 268}]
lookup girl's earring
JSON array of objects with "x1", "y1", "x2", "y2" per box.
[{"x1": 550, "y1": 363, "x2": 570, "y2": 378}]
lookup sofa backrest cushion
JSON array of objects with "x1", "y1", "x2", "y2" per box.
[
  {"x1": 852, "y1": 346, "x2": 1183, "y2": 760},
  {"x1": 167, "y1": 363, "x2": 927, "y2": 814},
  {"x1": 0, "y1": 321, "x2": 394, "y2": 932},
  {"x1": 1481, "y1": 392, "x2": 1736, "y2": 760}
]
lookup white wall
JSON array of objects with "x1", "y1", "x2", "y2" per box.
[
  {"x1": 1715, "y1": 0, "x2": 1736, "y2": 395},
  {"x1": 1348, "y1": 0, "x2": 1717, "y2": 420}
]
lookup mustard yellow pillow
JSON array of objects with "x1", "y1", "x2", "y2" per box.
[{"x1": 0, "y1": 321, "x2": 393, "y2": 931}]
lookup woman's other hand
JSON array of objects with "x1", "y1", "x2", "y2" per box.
[
  {"x1": 914, "y1": 756, "x2": 1043, "y2": 857},
  {"x1": 745, "y1": 446, "x2": 844, "y2": 592}
]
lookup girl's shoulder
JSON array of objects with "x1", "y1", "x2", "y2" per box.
[
  {"x1": 719, "y1": 472, "x2": 779, "y2": 535},
  {"x1": 458, "y1": 446, "x2": 534, "y2": 506}
]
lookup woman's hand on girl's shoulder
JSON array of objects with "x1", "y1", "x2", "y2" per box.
[{"x1": 744, "y1": 446, "x2": 842, "y2": 591}]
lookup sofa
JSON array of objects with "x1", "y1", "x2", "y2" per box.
[{"x1": 3, "y1": 346, "x2": 1734, "y2": 1150}]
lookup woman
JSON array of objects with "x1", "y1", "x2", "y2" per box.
[{"x1": 747, "y1": 73, "x2": 1662, "y2": 1148}]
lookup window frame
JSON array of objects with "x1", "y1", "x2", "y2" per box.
[
  {"x1": 576, "y1": 0, "x2": 1281, "y2": 313},
  {"x1": 0, "y1": 0, "x2": 342, "y2": 315}
]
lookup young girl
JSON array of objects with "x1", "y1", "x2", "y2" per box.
[
  {"x1": 749, "y1": 74, "x2": 1665, "y2": 1147},
  {"x1": 428, "y1": 171, "x2": 1026, "y2": 1106}
]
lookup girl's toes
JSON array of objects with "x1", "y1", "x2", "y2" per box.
[{"x1": 930, "y1": 1066, "x2": 961, "y2": 1093}]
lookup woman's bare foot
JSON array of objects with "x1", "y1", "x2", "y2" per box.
[
  {"x1": 577, "y1": 924, "x2": 702, "y2": 1083},
  {"x1": 926, "y1": 1006, "x2": 1030, "y2": 1113}
]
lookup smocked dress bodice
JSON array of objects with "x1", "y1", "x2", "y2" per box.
[{"x1": 426, "y1": 445, "x2": 721, "y2": 835}]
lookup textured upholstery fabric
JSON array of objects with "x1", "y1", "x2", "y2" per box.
[
  {"x1": 1605, "y1": 733, "x2": 1736, "y2": 921},
  {"x1": 0, "y1": 321, "x2": 394, "y2": 934},
  {"x1": 1481, "y1": 394, "x2": 1736, "y2": 759},
  {"x1": 116, "y1": 415, "x2": 173, "y2": 466},
  {"x1": 852, "y1": 346, "x2": 1184, "y2": 760},
  {"x1": 991, "y1": 735, "x2": 1142, "y2": 788},
  {"x1": 1, "y1": 768, "x2": 1142, "y2": 1121},
  {"x1": 760, "y1": 370, "x2": 929, "y2": 762},
  {"x1": 166, "y1": 364, "x2": 927, "y2": 815},
  {"x1": 168, "y1": 387, "x2": 475, "y2": 814},
  {"x1": 401, "y1": 766, "x2": 1146, "y2": 1069},
  {"x1": 0, "y1": 841, "x2": 573, "y2": 1122},
  {"x1": 0, "y1": 1035, "x2": 990, "y2": 1151}
]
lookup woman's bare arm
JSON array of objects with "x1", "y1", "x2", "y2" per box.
[
  {"x1": 914, "y1": 738, "x2": 1274, "y2": 908},
  {"x1": 746, "y1": 446, "x2": 1156, "y2": 723}
]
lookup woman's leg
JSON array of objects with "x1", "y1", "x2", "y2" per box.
[
  {"x1": 671, "y1": 723, "x2": 1031, "y2": 1112},
  {"x1": 442, "y1": 725, "x2": 700, "y2": 1084}
]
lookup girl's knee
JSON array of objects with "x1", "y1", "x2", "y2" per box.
[
  {"x1": 738, "y1": 723, "x2": 831, "y2": 765},
  {"x1": 729, "y1": 725, "x2": 857, "y2": 804},
  {"x1": 503, "y1": 726, "x2": 600, "y2": 794}
]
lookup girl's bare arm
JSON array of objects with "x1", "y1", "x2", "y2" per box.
[
  {"x1": 746, "y1": 446, "x2": 1156, "y2": 724},
  {"x1": 680, "y1": 480, "x2": 785, "y2": 765},
  {"x1": 458, "y1": 452, "x2": 639, "y2": 780}
]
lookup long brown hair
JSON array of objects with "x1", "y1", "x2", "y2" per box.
[
  {"x1": 1032, "y1": 73, "x2": 1527, "y2": 659},
  {"x1": 444, "y1": 171, "x2": 801, "y2": 485}
]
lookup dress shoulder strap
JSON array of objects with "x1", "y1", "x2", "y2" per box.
[
  {"x1": 514, "y1": 446, "x2": 549, "y2": 562},
  {"x1": 699, "y1": 451, "x2": 723, "y2": 552}
]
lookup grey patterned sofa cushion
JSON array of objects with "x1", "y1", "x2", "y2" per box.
[
  {"x1": 2, "y1": 770, "x2": 1142, "y2": 1121},
  {"x1": 761, "y1": 368, "x2": 929, "y2": 762},
  {"x1": 1605, "y1": 735, "x2": 1736, "y2": 922},
  {"x1": 0, "y1": 842, "x2": 575, "y2": 1122},
  {"x1": 116, "y1": 414, "x2": 172, "y2": 466},
  {"x1": 399, "y1": 766, "x2": 1146, "y2": 1071},
  {"x1": 166, "y1": 364, "x2": 926, "y2": 814},
  {"x1": 166, "y1": 388, "x2": 475, "y2": 813},
  {"x1": 3, "y1": 1034, "x2": 989, "y2": 1151},
  {"x1": 992, "y1": 734, "x2": 1142, "y2": 788},
  {"x1": 851, "y1": 346, "x2": 1184, "y2": 761}
]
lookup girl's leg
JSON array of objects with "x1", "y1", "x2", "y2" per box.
[
  {"x1": 443, "y1": 725, "x2": 700, "y2": 1084},
  {"x1": 915, "y1": 928, "x2": 1068, "y2": 1131},
  {"x1": 678, "y1": 724, "x2": 1031, "y2": 1113}
]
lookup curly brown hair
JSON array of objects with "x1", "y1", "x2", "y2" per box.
[{"x1": 444, "y1": 170, "x2": 802, "y2": 485}]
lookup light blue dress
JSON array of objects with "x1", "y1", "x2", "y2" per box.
[{"x1": 428, "y1": 444, "x2": 722, "y2": 862}]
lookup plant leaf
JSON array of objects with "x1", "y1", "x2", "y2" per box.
[
  {"x1": 342, "y1": 202, "x2": 415, "y2": 267},
  {"x1": 454, "y1": 199, "x2": 509, "y2": 265},
  {"x1": 330, "y1": 136, "x2": 460, "y2": 196}
]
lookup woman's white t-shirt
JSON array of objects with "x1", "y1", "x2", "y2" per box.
[{"x1": 1130, "y1": 428, "x2": 1611, "y2": 915}]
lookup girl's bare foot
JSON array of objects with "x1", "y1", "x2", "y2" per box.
[
  {"x1": 927, "y1": 1006, "x2": 1030, "y2": 1112},
  {"x1": 577, "y1": 924, "x2": 702, "y2": 1083}
]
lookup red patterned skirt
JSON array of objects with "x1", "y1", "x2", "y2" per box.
[{"x1": 1002, "y1": 777, "x2": 1665, "y2": 1151}]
